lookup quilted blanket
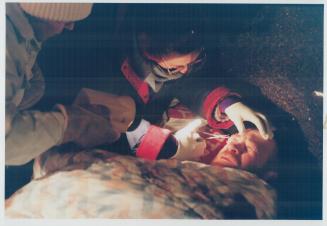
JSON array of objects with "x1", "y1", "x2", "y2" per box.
[{"x1": 5, "y1": 149, "x2": 276, "y2": 219}]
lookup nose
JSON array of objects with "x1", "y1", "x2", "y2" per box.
[
  {"x1": 227, "y1": 140, "x2": 246, "y2": 155},
  {"x1": 179, "y1": 66, "x2": 189, "y2": 74},
  {"x1": 64, "y1": 22, "x2": 75, "y2": 31},
  {"x1": 230, "y1": 148, "x2": 240, "y2": 155}
]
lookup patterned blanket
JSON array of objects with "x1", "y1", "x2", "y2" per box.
[{"x1": 5, "y1": 149, "x2": 276, "y2": 219}]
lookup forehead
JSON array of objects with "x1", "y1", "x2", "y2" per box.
[
  {"x1": 244, "y1": 130, "x2": 277, "y2": 154},
  {"x1": 244, "y1": 130, "x2": 264, "y2": 143},
  {"x1": 230, "y1": 129, "x2": 260, "y2": 141},
  {"x1": 229, "y1": 130, "x2": 275, "y2": 152}
]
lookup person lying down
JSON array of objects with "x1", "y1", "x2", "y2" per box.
[
  {"x1": 7, "y1": 144, "x2": 276, "y2": 219},
  {"x1": 5, "y1": 103, "x2": 278, "y2": 219},
  {"x1": 30, "y1": 103, "x2": 277, "y2": 182},
  {"x1": 162, "y1": 103, "x2": 278, "y2": 181}
]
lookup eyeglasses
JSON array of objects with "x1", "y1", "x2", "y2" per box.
[{"x1": 159, "y1": 48, "x2": 207, "y2": 76}]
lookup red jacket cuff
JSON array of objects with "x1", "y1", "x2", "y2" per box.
[
  {"x1": 135, "y1": 125, "x2": 172, "y2": 160},
  {"x1": 202, "y1": 87, "x2": 240, "y2": 129}
]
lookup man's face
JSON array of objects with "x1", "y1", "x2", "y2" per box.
[
  {"x1": 144, "y1": 50, "x2": 202, "y2": 75},
  {"x1": 29, "y1": 16, "x2": 75, "y2": 41},
  {"x1": 211, "y1": 129, "x2": 277, "y2": 170}
]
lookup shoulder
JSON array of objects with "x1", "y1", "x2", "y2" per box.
[{"x1": 6, "y1": 17, "x2": 28, "y2": 72}]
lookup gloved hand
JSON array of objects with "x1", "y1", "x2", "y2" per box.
[
  {"x1": 224, "y1": 102, "x2": 274, "y2": 140},
  {"x1": 57, "y1": 88, "x2": 136, "y2": 148},
  {"x1": 57, "y1": 103, "x2": 121, "y2": 148},
  {"x1": 73, "y1": 88, "x2": 136, "y2": 133},
  {"x1": 172, "y1": 119, "x2": 207, "y2": 161}
]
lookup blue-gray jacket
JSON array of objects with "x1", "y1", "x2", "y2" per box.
[{"x1": 6, "y1": 4, "x2": 66, "y2": 165}]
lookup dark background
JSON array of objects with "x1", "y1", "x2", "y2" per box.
[{"x1": 6, "y1": 4, "x2": 323, "y2": 219}]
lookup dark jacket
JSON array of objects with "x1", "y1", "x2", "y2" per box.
[{"x1": 80, "y1": 53, "x2": 240, "y2": 160}]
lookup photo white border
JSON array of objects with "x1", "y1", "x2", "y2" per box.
[{"x1": 1, "y1": 1, "x2": 325, "y2": 226}]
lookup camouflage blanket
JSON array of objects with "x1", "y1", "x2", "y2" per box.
[{"x1": 5, "y1": 149, "x2": 276, "y2": 219}]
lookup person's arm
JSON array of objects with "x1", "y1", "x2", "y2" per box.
[
  {"x1": 6, "y1": 68, "x2": 66, "y2": 166},
  {"x1": 173, "y1": 76, "x2": 273, "y2": 139},
  {"x1": 6, "y1": 69, "x2": 133, "y2": 166},
  {"x1": 126, "y1": 118, "x2": 206, "y2": 161},
  {"x1": 172, "y1": 76, "x2": 239, "y2": 128}
]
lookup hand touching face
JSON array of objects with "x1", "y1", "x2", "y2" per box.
[{"x1": 211, "y1": 129, "x2": 277, "y2": 170}]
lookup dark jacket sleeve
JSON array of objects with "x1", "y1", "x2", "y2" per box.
[{"x1": 171, "y1": 73, "x2": 241, "y2": 129}]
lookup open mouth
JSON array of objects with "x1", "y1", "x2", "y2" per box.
[{"x1": 220, "y1": 156, "x2": 239, "y2": 167}]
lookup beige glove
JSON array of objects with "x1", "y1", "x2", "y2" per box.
[
  {"x1": 58, "y1": 88, "x2": 136, "y2": 148},
  {"x1": 172, "y1": 119, "x2": 207, "y2": 161},
  {"x1": 224, "y1": 102, "x2": 274, "y2": 140},
  {"x1": 73, "y1": 88, "x2": 136, "y2": 133}
]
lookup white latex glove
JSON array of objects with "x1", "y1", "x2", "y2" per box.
[
  {"x1": 224, "y1": 102, "x2": 274, "y2": 140},
  {"x1": 126, "y1": 119, "x2": 151, "y2": 149},
  {"x1": 172, "y1": 119, "x2": 207, "y2": 161}
]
